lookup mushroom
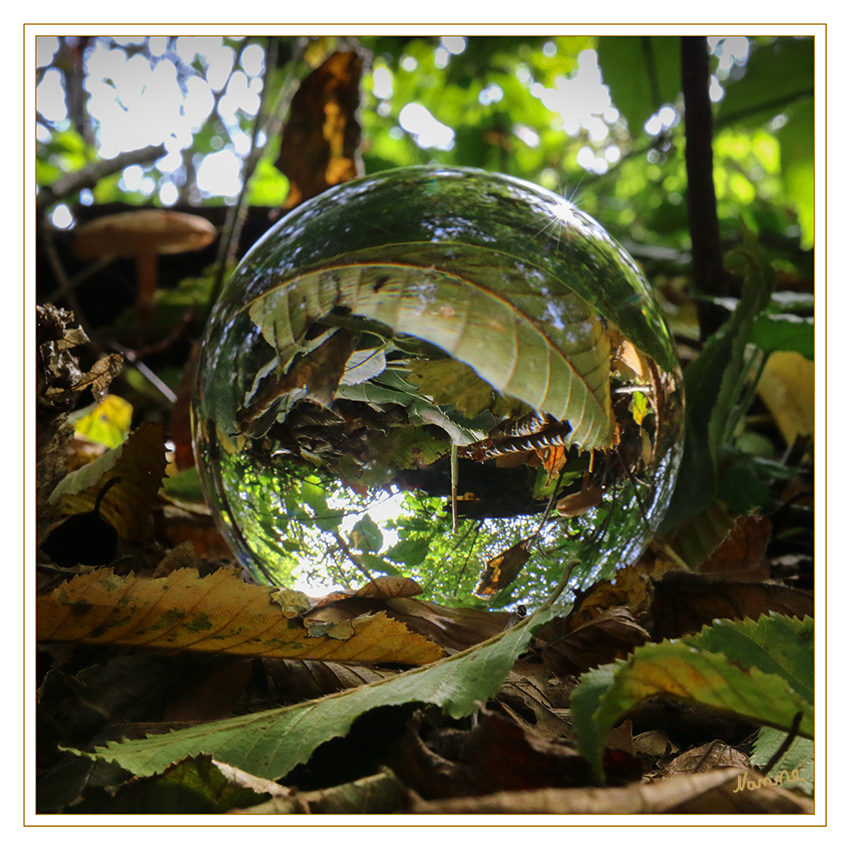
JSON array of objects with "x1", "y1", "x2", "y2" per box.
[{"x1": 73, "y1": 209, "x2": 217, "y2": 337}]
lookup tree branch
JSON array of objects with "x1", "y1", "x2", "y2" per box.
[
  {"x1": 37, "y1": 143, "x2": 167, "y2": 213},
  {"x1": 681, "y1": 36, "x2": 729, "y2": 340}
]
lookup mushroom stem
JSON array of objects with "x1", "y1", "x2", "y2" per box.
[{"x1": 134, "y1": 252, "x2": 158, "y2": 337}]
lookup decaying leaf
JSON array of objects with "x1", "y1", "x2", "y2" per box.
[
  {"x1": 649, "y1": 570, "x2": 814, "y2": 640},
  {"x1": 276, "y1": 51, "x2": 363, "y2": 210},
  {"x1": 537, "y1": 606, "x2": 651, "y2": 677},
  {"x1": 37, "y1": 567, "x2": 446, "y2": 664},
  {"x1": 383, "y1": 597, "x2": 513, "y2": 652},
  {"x1": 233, "y1": 768, "x2": 411, "y2": 815},
  {"x1": 474, "y1": 536, "x2": 534, "y2": 598},
  {"x1": 47, "y1": 422, "x2": 167, "y2": 542},
  {"x1": 699, "y1": 512, "x2": 772, "y2": 578},
  {"x1": 353, "y1": 575, "x2": 424, "y2": 600},
  {"x1": 494, "y1": 661, "x2": 574, "y2": 741},
  {"x1": 390, "y1": 709, "x2": 627, "y2": 799},
  {"x1": 556, "y1": 476, "x2": 604, "y2": 517},
  {"x1": 656, "y1": 740, "x2": 750, "y2": 780},
  {"x1": 36, "y1": 304, "x2": 124, "y2": 534},
  {"x1": 264, "y1": 658, "x2": 396, "y2": 705}
]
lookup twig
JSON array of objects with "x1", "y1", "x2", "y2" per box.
[
  {"x1": 762, "y1": 711, "x2": 804, "y2": 775},
  {"x1": 681, "y1": 36, "x2": 730, "y2": 341},
  {"x1": 331, "y1": 529, "x2": 374, "y2": 584},
  {"x1": 107, "y1": 340, "x2": 178, "y2": 404},
  {"x1": 39, "y1": 223, "x2": 96, "y2": 342},
  {"x1": 208, "y1": 38, "x2": 305, "y2": 312}
]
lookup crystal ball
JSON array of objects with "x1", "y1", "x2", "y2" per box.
[{"x1": 191, "y1": 166, "x2": 684, "y2": 607}]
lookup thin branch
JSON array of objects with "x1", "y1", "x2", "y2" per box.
[
  {"x1": 37, "y1": 143, "x2": 167, "y2": 213},
  {"x1": 207, "y1": 38, "x2": 305, "y2": 311}
]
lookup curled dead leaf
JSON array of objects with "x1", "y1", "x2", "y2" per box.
[
  {"x1": 48, "y1": 422, "x2": 167, "y2": 542},
  {"x1": 410, "y1": 767, "x2": 814, "y2": 814},
  {"x1": 276, "y1": 51, "x2": 364, "y2": 210}
]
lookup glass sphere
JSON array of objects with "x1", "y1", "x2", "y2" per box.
[{"x1": 192, "y1": 166, "x2": 684, "y2": 607}]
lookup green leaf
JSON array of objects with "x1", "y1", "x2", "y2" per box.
[
  {"x1": 407, "y1": 358, "x2": 495, "y2": 418},
  {"x1": 249, "y1": 257, "x2": 615, "y2": 452},
  {"x1": 716, "y1": 37, "x2": 814, "y2": 128},
  {"x1": 359, "y1": 553, "x2": 402, "y2": 576},
  {"x1": 596, "y1": 36, "x2": 682, "y2": 133},
  {"x1": 384, "y1": 535, "x2": 432, "y2": 567},
  {"x1": 777, "y1": 100, "x2": 815, "y2": 250},
  {"x1": 351, "y1": 514, "x2": 383, "y2": 553},
  {"x1": 750, "y1": 728, "x2": 814, "y2": 796},
  {"x1": 681, "y1": 613, "x2": 813, "y2": 705},
  {"x1": 81, "y1": 574, "x2": 570, "y2": 780},
  {"x1": 661, "y1": 228, "x2": 775, "y2": 531},
  {"x1": 571, "y1": 614, "x2": 814, "y2": 782},
  {"x1": 750, "y1": 313, "x2": 814, "y2": 360}
]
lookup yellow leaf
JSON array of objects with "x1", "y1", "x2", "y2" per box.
[
  {"x1": 757, "y1": 351, "x2": 814, "y2": 447},
  {"x1": 37, "y1": 568, "x2": 446, "y2": 664},
  {"x1": 71, "y1": 394, "x2": 133, "y2": 448}
]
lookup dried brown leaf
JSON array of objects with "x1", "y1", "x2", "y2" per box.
[
  {"x1": 699, "y1": 513, "x2": 772, "y2": 579},
  {"x1": 650, "y1": 571, "x2": 814, "y2": 640},
  {"x1": 264, "y1": 658, "x2": 396, "y2": 704},
  {"x1": 384, "y1": 597, "x2": 512, "y2": 651},
  {"x1": 353, "y1": 575, "x2": 424, "y2": 599},
  {"x1": 411, "y1": 767, "x2": 814, "y2": 814},
  {"x1": 657, "y1": 740, "x2": 750, "y2": 779},
  {"x1": 276, "y1": 51, "x2": 363, "y2": 210},
  {"x1": 48, "y1": 422, "x2": 167, "y2": 541},
  {"x1": 391, "y1": 710, "x2": 606, "y2": 800},
  {"x1": 537, "y1": 606, "x2": 650, "y2": 677}
]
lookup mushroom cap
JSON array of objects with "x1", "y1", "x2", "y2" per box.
[{"x1": 74, "y1": 210, "x2": 217, "y2": 260}]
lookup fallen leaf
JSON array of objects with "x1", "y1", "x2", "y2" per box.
[
  {"x1": 37, "y1": 567, "x2": 446, "y2": 664},
  {"x1": 563, "y1": 559, "x2": 663, "y2": 631},
  {"x1": 571, "y1": 614, "x2": 814, "y2": 782},
  {"x1": 474, "y1": 536, "x2": 534, "y2": 598},
  {"x1": 757, "y1": 350, "x2": 815, "y2": 447},
  {"x1": 65, "y1": 754, "x2": 270, "y2": 814},
  {"x1": 657, "y1": 740, "x2": 750, "y2": 779},
  {"x1": 699, "y1": 513, "x2": 772, "y2": 578},
  {"x1": 80, "y1": 586, "x2": 567, "y2": 781},
  {"x1": 537, "y1": 606, "x2": 651, "y2": 677},
  {"x1": 233, "y1": 768, "x2": 410, "y2": 815},
  {"x1": 71, "y1": 394, "x2": 133, "y2": 449},
  {"x1": 650, "y1": 571, "x2": 814, "y2": 640},
  {"x1": 556, "y1": 479, "x2": 604, "y2": 517},
  {"x1": 410, "y1": 767, "x2": 814, "y2": 814},
  {"x1": 263, "y1": 658, "x2": 396, "y2": 705},
  {"x1": 353, "y1": 575, "x2": 424, "y2": 599},
  {"x1": 390, "y1": 709, "x2": 615, "y2": 799},
  {"x1": 48, "y1": 422, "x2": 167, "y2": 542},
  {"x1": 493, "y1": 662, "x2": 574, "y2": 741},
  {"x1": 238, "y1": 328, "x2": 356, "y2": 433},
  {"x1": 152, "y1": 540, "x2": 198, "y2": 578},
  {"x1": 276, "y1": 51, "x2": 363, "y2": 210}
]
